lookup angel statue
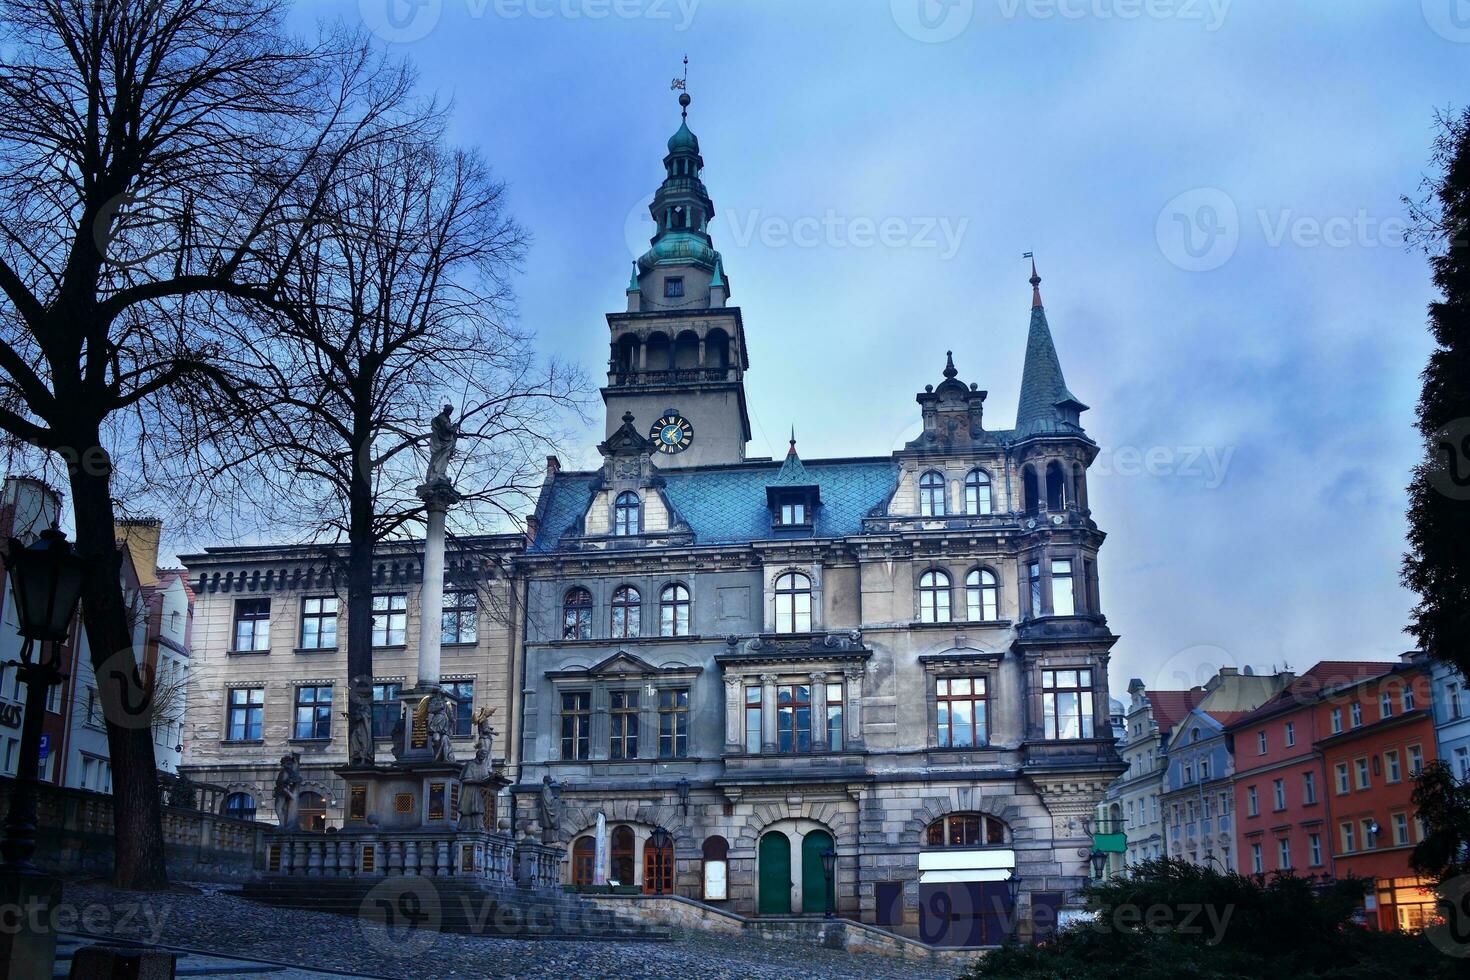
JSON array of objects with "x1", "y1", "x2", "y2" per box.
[
  {"x1": 426, "y1": 404, "x2": 459, "y2": 485},
  {"x1": 273, "y1": 753, "x2": 302, "y2": 830},
  {"x1": 471, "y1": 705, "x2": 498, "y2": 762},
  {"x1": 426, "y1": 692, "x2": 455, "y2": 763}
]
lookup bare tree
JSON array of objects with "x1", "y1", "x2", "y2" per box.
[
  {"x1": 191, "y1": 121, "x2": 581, "y2": 762},
  {"x1": 0, "y1": 0, "x2": 422, "y2": 887}
]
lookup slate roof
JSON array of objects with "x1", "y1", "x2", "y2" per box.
[
  {"x1": 530, "y1": 457, "x2": 899, "y2": 553},
  {"x1": 1224, "y1": 660, "x2": 1397, "y2": 730},
  {"x1": 1146, "y1": 689, "x2": 1209, "y2": 735},
  {"x1": 1015, "y1": 302, "x2": 1088, "y2": 438}
]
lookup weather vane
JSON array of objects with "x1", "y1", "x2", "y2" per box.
[{"x1": 671, "y1": 55, "x2": 688, "y2": 92}]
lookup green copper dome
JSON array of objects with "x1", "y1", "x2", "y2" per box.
[
  {"x1": 637, "y1": 230, "x2": 720, "y2": 273},
  {"x1": 667, "y1": 119, "x2": 699, "y2": 155}
]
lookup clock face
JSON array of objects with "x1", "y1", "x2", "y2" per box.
[{"x1": 650, "y1": 415, "x2": 694, "y2": 454}]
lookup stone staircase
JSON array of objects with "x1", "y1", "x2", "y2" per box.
[{"x1": 237, "y1": 877, "x2": 670, "y2": 942}]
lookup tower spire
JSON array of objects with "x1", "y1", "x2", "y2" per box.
[
  {"x1": 1016, "y1": 258, "x2": 1088, "y2": 436},
  {"x1": 1026, "y1": 251, "x2": 1043, "y2": 309}
]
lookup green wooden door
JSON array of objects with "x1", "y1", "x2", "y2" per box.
[
  {"x1": 758, "y1": 832, "x2": 791, "y2": 915},
  {"x1": 801, "y1": 831, "x2": 834, "y2": 914}
]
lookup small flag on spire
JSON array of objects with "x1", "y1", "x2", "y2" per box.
[{"x1": 671, "y1": 55, "x2": 688, "y2": 90}]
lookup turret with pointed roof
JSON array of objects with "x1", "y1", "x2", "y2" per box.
[{"x1": 1015, "y1": 260, "x2": 1089, "y2": 438}]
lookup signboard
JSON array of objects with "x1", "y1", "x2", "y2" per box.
[
  {"x1": 37, "y1": 734, "x2": 48, "y2": 777},
  {"x1": 704, "y1": 859, "x2": 728, "y2": 901}
]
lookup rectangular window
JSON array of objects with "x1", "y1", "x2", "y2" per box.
[
  {"x1": 1042, "y1": 669, "x2": 1093, "y2": 740},
  {"x1": 232, "y1": 598, "x2": 270, "y2": 652},
  {"x1": 1183, "y1": 762, "x2": 1194, "y2": 784},
  {"x1": 1380, "y1": 691, "x2": 1393, "y2": 719},
  {"x1": 1403, "y1": 687, "x2": 1416, "y2": 711},
  {"x1": 1456, "y1": 746, "x2": 1470, "y2": 781},
  {"x1": 936, "y1": 676, "x2": 988, "y2": 748},
  {"x1": 1385, "y1": 750, "x2": 1401, "y2": 784},
  {"x1": 1257, "y1": 731, "x2": 1268, "y2": 755},
  {"x1": 1349, "y1": 702, "x2": 1362, "y2": 728},
  {"x1": 1200, "y1": 758, "x2": 1211, "y2": 780},
  {"x1": 1361, "y1": 818, "x2": 1376, "y2": 850},
  {"x1": 1309, "y1": 833, "x2": 1323, "y2": 866},
  {"x1": 1250, "y1": 843, "x2": 1262, "y2": 874},
  {"x1": 1028, "y1": 562, "x2": 1042, "y2": 617},
  {"x1": 825, "y1": 682, "x2": 844, "y2": 751},
  {"x1": 299, "y1": 597, "x2": 338, "y2": 650},
  {"x1": 744, "y1": 685, "x2": 762, "y2": 754},
  {"x1": 560, "y1": 692, "x2": 591, "y2": 760},
  {"x1": 658, "y1": 688, "x2": 690, "y2": 759},
  {"x1": 777, "y1": 683, "x2": 811, "y2": 753},
  {"x1": 778, "y1": 500, "x2": 808, "y2": 526},
  {"x1": 1341, "y1": 822, "x2": 1355, "y2": 853},
  {"x1": 1408, "y1": 744, "x2": 1424, "y2": 775},
  {"x1": 1303, "y1": 771, "x2": 1317, "y2": 805},
  {"x1": 1247, "y1": 786, "x2": 1259, "y2": 816},
  {"x1": 1450, "y1": 682, "x2": 1464, "y2": 720},
  {"x1": 227, "y1": 687, "x2": 264, "y2": 741},
  {"x1": 1277, "y1": 838, "x2": 1291, "y2": 870},
  {"x1": 371, "y1": 682, "x2": 402, "y2": 739},
  {"x1": 1330, "y1": 708, "x2": 1342, "y2": 734},
  {"x1": 1392, "y1": 812, "x2": 1409, "y2": 846},
  {"x1": 446, "y1": 680, "x2": 474, "y2": 737},
  {"x1": 1051, "y1": 560, "x2": 1075, "y2": 616},
  {"x1": 664, "y1": 276, "x2": 684, "y2": 298},
  {"x1": 442, "y1": 590, "x2": 478, "y2": 645},
  {"x1": 1354, "y1": 757, "x2": 1369, "y2": 790},
  {"x1": 293, "y1": 685, "x2": 332, "y2": 740},
  {"x1": 1284, "y1": 721, "x2": 1295, "y2": 747},
  {"x1": 372, "y1": 593, "x2": 408, "y2": 647},
  {"x1": 1273, "y1": 779, "x2": 1286, "y2": 811},
  {"x1": 1335, "y1": 762, "x2": 1350, "y2": 795},
  {"x1": 610, "y1": 691, "x2": 639, "y2": 760}
]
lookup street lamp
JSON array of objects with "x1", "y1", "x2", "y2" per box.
[
  {"x1": 1, "y1": 528, "x2": 84, "y2": 868},
  {"x1": 675, "y1": 777, "x2": 690, "y2": 817},
  {"x1": 649, "y1": 825, "x2": 670, "y2": 896},
  {"x1": 1089, "y1": 849, "x2": 1108, "y2": 881},
  {"x1": 819, "y1": 849, "x2": 837, "y2": 918}
]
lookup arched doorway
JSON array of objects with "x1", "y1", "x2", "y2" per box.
[
  {"x1": 702, "y1": 836, "x2": 729, "y2": 901},
  {"x1": 297, "y1": 791, "x2": 327, "y2": 833},
  {"x1": 758, "y1": 832, "x2": 791, "y2": 915},
  {"x1": 643, "y1": 834, "x2": 674, "y2": 895},
  {"x1": 611, "y1": 825, "x2": 636, "y2": 887},
  {"x1": 801, "y1": 830, "x2": 834, "y2": 914},
  {"x1": 571, "y1": 837, "x2": 596, "y2": 887}
]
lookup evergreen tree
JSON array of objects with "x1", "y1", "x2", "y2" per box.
[{"x1": 1404, "y1": 108, "x2": 1470, "y2": 678}]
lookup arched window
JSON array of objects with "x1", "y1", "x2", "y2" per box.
[
  {"x1": 964, "y1": 470, "x2": 993, "y2": 516},
  {"x1": 297, "y1": 791, "x2": 327, "y2": 833},
  {"x1": 966, "y1": 569, "x2": 999, "y2": 621},
  {"x1": 572, "y1": 837, "x2": 596, "y2": 886},
  {"x1": 562, "y1": 588, "x2": 593, "y2": 640},
  {"x1": 222, "y1": 792, "x2": 256, "y2": 822},
  {"x1": 924, "y1": 812, "x2": 1009, "y2": 848},
  {"x1": 611, "y1": 586, "x2": 641, "y2": 638},
  {"x1": 1022, "y1": 465, "x2": 1040, "y2": 516},
  {"x1": 918, "y1": 570, "x2": 951, "y2": 623},
  {"x1": 614, "y1": 491, "x2": 641, "y2": 536},
  {"x1": 1073, "y1": 462, "x2": 1088, "y2": 511},
  {"x1": 611, "y1": 825, "x2": 636, "y2": 886},
  {"x1": 774, "y1": 572, "x2": 813, "y2": 634},
  {"x1": 660, "y1": 583, "x2": 690, "y2": 636},
  {"x1": 1046, "y1": 461, "x2": 1068, "y2": 511},
  {"x1": 919, "y1": 470, "x2": 946, "y2": 517},
  {"x1": 702, "y1": 835, "x2": 730, "y2": 901}
]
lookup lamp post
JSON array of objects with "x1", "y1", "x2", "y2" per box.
[
  {"x1": 1, "y1": 529, "x2": 84, "y2": 868},
  {"x1": 649, "y1": 825, "x2": 670, "y2": 896},
  {"x1": 819, "y1": 849, "x2": 836, "y2": 918},
  {"x1": 1089, "y1": 848, "x2": 1108, "y2": 882}
]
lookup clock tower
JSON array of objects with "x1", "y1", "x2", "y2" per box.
[{"x1": 602, "y1": 93, "x2": 751, "y2": 469}]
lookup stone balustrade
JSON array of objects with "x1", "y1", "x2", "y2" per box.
[
  {"x1": 514, "y1": 840, "x2": 564, "y2": 891},
  {"x1": 266, "y1": 830, "x2": 521, "y2": 884}
]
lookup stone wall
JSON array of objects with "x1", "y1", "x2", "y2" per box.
[{"x1": 0, "y1": 777, "x2": 268, "y2": 881}]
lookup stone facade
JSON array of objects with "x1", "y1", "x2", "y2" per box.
[{"x1": 178, "y1": 536, "x2": 522, "y2": 828}]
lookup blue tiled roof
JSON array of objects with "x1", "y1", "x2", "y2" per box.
[{"x1": 531, "y1": 458, "x2": 899, "y2": 552}]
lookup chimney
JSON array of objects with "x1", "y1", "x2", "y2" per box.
[
  {"x1": 545, "y1": 455, "x2": 561, "y2": 477},
  {"x1": 115, "y1": 518, "x2": 162, "y2": 587},
  {"x1": 525, "y1": 514, "x2": 540, "y2": 548}
]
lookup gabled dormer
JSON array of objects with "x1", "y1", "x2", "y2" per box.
[
  {"x1": 575, "y1": 412, "x2": 685, "y2": 544},
  {"x1": 765, "y1": 435, "x2": 820, "y2": 534}
]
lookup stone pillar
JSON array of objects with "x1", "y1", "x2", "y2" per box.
[
  {"x1": 723, "y1": 676, "x2": 743, "y2": 751},
  {"x1": 415, "y1": 481, "x2": 462, "y2": 689},
  {"x1": 760, "y1": 673, "x2": 778, "y2": 753},
  {"x1": 844, "y1": 667, "x2": 865, "y2": 748},
  {"x1": 809, "y1": 673, "x2": 827, "y2": 752},
  {"x1": 594, "y1": 812, "x2": 608, "y2": 886}
]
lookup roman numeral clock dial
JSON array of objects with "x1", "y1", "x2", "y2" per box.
[{"x1": 650, "y1": 415, "x2": 693, "y2": 455}]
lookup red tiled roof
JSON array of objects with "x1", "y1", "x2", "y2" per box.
[
  {"x1": 1147, "y1": 689, "x2": 1208, "y2": 732},
  {"x1": 1202, "y1": 709, "x2": 1251, "y2": 727},
  {"x1": 1224, "y1": 660, "x2": 1397, "y2": 729}
]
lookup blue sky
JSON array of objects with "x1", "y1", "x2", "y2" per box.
[{"x1": 289, "y1": 0, "x2": 1464, "y2": 693}]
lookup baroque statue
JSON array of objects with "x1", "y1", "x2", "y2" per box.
[
  {"x1": 426, "y1": 692, "x2": 455, "y2": 763},
  {"x1": 458, "y1": 744, "x2": 494, "y2": 832},
  {"x1": 345, "y1": 677, "x2": 374, "y2": 766},
  {"x1": 472, "y1": 704, "x2": 497, "y2": 762},
  {"x1": 426, "y1": 404, "x2": 459, "y2": 485},
  {"x1": 273, "y1": 753, "x2": 302, "y2": 830},
  {"x1": 538, "y1": 775, "x2": 562, "y2": 843}
]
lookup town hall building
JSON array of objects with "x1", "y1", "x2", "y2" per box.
[{"x1": 511, "y1": 93, "x2": 1124, "y2": 945}]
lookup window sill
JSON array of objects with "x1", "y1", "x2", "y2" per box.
[
  {"x1": 443, "y1": 641, "x2": 478, "y2": 649},
  {"x1": 372, "y1": 645, "x2": 408, "y2": 652},
  {"x1": 226, "y1": 649, "x2": 271, "y2": 656},
  {"x1": 222, "y1": 739, "x2": 265, "y2": 746},
  {"x1": 288, "y1": 738, "x2": 333, "y2": 745},
  {"x1": 295, "y1": 646, "x2": 338, "y2": 654}
]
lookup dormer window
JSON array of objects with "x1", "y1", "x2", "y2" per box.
[
  {"x1": 664, "y1": 277, "x2": 684, "y2": 298},
  {"x1": 614, "y1": 491, "x2": 641, "y2": 536},
  {"x1": 776, "y1": 497, "x2": 809, "y2": 527}
]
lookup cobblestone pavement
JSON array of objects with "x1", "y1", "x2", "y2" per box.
[{"x1": 57, "y1": 881, "x2": 972, "y2": 979}]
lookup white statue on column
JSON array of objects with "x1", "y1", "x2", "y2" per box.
[{"x1": 426, "y1": 404, "x2": 459, "y2": 485}]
